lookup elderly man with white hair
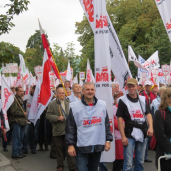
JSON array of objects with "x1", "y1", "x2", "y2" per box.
[{"x1": 67, "y1": 83, "x2": 81, "y2": 103}]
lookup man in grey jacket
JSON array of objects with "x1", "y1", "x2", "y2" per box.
[{"x1": 46, "y1": 87, "x2": 75, "y2": 171}]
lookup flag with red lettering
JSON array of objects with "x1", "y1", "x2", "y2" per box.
[
  {"x1": 39, "y1": 20, "x2": 60, "y2": 79},
  {"x1": 16, "y1": 54, "x2": 28, "y2": 87},
  {"x1": 1, "y1": 75, "x2": 14, "y2": 130},
  {"x1": 94, "y1": 0, "x2": 115, "y2": 162},
  {"x1": 155, "y1": 0, "x2": 171, "y2": 43},
  {"x1": 85, "y1": 59, "x2": 92, "y2": 82},
  {"x1": 79, "y1": 0, "x2": 132, "y2": 94},
  {"x1": 28, "y1": 49, "x2": 53, "y2": 125},
  {"x1": 23, "y1": 77, "x2": 32, "y2": 101},
  {"x1": 142, "y1": 51, "x2": 160, "y2": 70}
]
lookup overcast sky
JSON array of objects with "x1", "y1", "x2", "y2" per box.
[{"x1": 0, "y1": 0, "x2": 84, "y2": 55}]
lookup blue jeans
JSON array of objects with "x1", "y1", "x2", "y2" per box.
[
  {"x1": 12, "y1": 123, "x2": 25, "y2": 156},
  {"x1": 99, "y1": 162, "x2": 108, "y2": 171},
  {"x1": 76, "y1": 152, "x2": 101, "y2": 171},
  {"x1": 123, "y1": 138, "x2": 147, "y2": 171}
]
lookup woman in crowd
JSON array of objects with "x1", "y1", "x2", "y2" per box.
[
  {"x1": 154, "y1": 88, "x2": 171, "y2": 170},
  {"x1": 113, "y1": 93, "x2": 124, "y2": 171}
]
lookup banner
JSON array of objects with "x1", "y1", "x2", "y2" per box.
[
  {"x1": 66, "y1": 61, "x2": 72, "y2": 81},
  {"x1": 137, "y1": 55, "x2": 148, "y2": 78},
  {"x1": 2, "y1": 63, "x2": 18, "y2": 73},
  {"x1": 79, "y1": 0, "x2": 132, "y2": 94},
  {"x1": 142, "y1": 51, "x2": 160, "y2": 70},
  {"x1": 162, "y1": 64, "x2": 170, "y2": 76},
  {"x1": 94, "y1": 0, "x2": 115, "y2": 162},
  {"x1": 79, "y1": 72, "x2": 85, "y2": 80},
  {"x1": 155, "y1": 0, "x2": 171, "y2": 43},
  {"x1": 34, "y1": 66, "x2": 42, "y2": 79}
]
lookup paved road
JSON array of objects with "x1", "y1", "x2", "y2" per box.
[{"x1": 0, "y1": 144, "x2": 157, "y2": 171}]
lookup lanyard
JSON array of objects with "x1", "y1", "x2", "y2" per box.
[
  {"x1": 74, "y1": 95, "x2": 79, "y2": 101},
  {"x1": 88, "y1": 105, "x2": 93, "y2": 125}
]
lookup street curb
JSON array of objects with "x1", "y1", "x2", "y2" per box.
[{"x1": 0, "y1": 153, "x2": 11, "y2": 168}]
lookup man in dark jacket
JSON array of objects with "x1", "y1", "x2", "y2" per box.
[
  {"x1": 46, "y1": 87, "x2": 75, "y2": 171},
  {"x1": 66, "y1": 82, "x2": 113, "y2": 171},
  {"x1": 9, "y1": 87, "x2": 27, "y2": 158}
]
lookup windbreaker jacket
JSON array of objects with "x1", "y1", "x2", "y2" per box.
[
  {"x1": 154, "y1": 108, "x2": 171, "y2": 168},
  {"x1": 65, "y1": 96, "x2": 113, "y2": 153}
]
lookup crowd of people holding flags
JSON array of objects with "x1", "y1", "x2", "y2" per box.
[
  {"x1": 1, "y1": 60, "x2": 171, "y2": 171},
  {"x1": 0, "y1": 1, "x2": 171, "y2": 170}
]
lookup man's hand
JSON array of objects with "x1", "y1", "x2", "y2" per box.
[
  {"x1": 105, "y1": 142, "x2": 111, "y2": 151},
  {"x1": 24, "y1": 112, "x2": 27, "y2": 116},
  {"x1": 58, "y1": 116, "x2": 65, "y2": 121},
  {"x1": 68, "y1": 145, "x2": 76, "y2": 156},
  {"x1": 3, "y1": 129, "x2": 6, "y2": 135},
  {"x1": 147, "y1": 127, "x2": 153, "y2": 137},
  {"x1": 122, "y1": 136, "x2": 128, "y2": 146}
]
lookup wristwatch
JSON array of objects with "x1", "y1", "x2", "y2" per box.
[{"x1": 106, "y1": 141, "x2": 111, "y2": 143}]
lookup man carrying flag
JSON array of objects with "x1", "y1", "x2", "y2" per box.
[{"x1": 9, "y1": 87, "x2": 27, "y2": 158}]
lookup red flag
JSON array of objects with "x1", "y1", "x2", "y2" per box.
[
  {"x1": 39, "y1": 20, "x2": 60, "y2": 79},
  {"x1": 39, "y1": 49, "x2": 51, "y2": 105}
]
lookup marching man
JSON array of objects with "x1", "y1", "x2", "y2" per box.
[
  {"x1": 116, "y1": 78, "x2": 153, "y2": 171},
  {"x1": 66, "y1": 82, "x2": 113, "y2": 171}
]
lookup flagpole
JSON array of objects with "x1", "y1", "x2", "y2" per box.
[
  {"x1": 49, "y1": 48, "x2": 68, "y2": 96},
  {"x1": 2, "y1": 76, "x2": 25, "y2": 114}
]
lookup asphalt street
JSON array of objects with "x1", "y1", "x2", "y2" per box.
[{"x1": 0, "y1": 144, "x2": 157, "y2": 171}]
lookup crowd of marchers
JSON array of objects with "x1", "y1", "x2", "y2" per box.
[{"x1": 0, "y1": 79, "x2": 171, "y2": 171}]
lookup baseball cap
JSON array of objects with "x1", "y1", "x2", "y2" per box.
[
  {"x1": 127, "y1": 78, "x2": 138, "y2": 85},
  {"x1": 150, "y1": 85, "x2": 158, "y2": 90},
  {"x1": 144, "y1": 81, "x2": 152, "y2": 86}
]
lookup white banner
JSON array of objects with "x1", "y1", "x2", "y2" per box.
[
  {"x1": 34, "y1": 66, "x2": 42, "y2": 79},
  {"x1": 94, "y1": 0, "x2": 115, "y2": 162},
  {"x1": 79, "y1": 72, "x2": 85, "y2": 80},
  {"x1": 162, "y1": 64, "x2": 170, "y2": 76},
  {"x1": 2, "y1": 63, "x2": 18, "y2": 74},
  {"x1": 142, "y1": 51, "x2": 160, "y2": 70},
  {"x1": 137, "y1": 55, "x2": 148, "y2": 78},
  {"x1": 155, "y1": 0, "x2": 171, "y2": 43},
  {"x1": 79, "y1": 0, "x2": 132, "y2": 94}
]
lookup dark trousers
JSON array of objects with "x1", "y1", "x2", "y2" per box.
[
  {"x1": 12, "y1": 123, "x2": 25, "y2": 156},
  {"x1": 76, "y1": 152, "x2": 101, "y2": 171},
  {"x1": 23, "y1": 120, "x2": 40, "y2": 152},
  {"x1": 50, "y1": 136, "x2": 56, "y2": 156},
  {"x1": 54, "y1": 135, "x2": 75, "y2": 170},
  {"x1": 113, "y1": 159, "x2": 124, "y2": 171},
  {"x1": 2, "y1": 135, "x2": 7, "y2": 149}
]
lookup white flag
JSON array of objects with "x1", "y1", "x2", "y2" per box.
[
  {"x1": 128, "y1": 46, "x2": 148, "y2": 72},
  {"x1": 79, "y1": 0, "x2": 132, "y2": 94},
  {"x1": 155, "y1": 0, "x2": 171, "y2": 43},
  {"x1": 142, "y1": 51, "x2": 160, "y2": 70},
  {"x1": 94, "y1": 0, "x2": 115, "y2": 162},
  {"x1": 85, "y1": 59, "x2": 92, "y2": 82},
  {"x1": 137, "y1": 55, "x2": 148, "y2": 78},
  {"x1": 66, "y1": 61, "x2": 72, "y2": 81},
  {"x1": 1, "y1": 75, "x2": 14, "y2": 130}
]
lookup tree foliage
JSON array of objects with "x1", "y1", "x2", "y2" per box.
[
  {"x1": 0, "y1": 41, "x2": 23, "y2": 64},
  {"x1": 0, "y1": 0, "x2": 30, "y2": 35}
]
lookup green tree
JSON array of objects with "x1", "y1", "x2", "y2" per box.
[
  {"x1": 0, "y1": 41, "x2": 23, "y2": 64},
  {"x1": 25, "y1": 30, "x2": 45, "y2": 74},
  {"x1": 0, "y1": 0, "x2": 29, "y2": 35}
]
